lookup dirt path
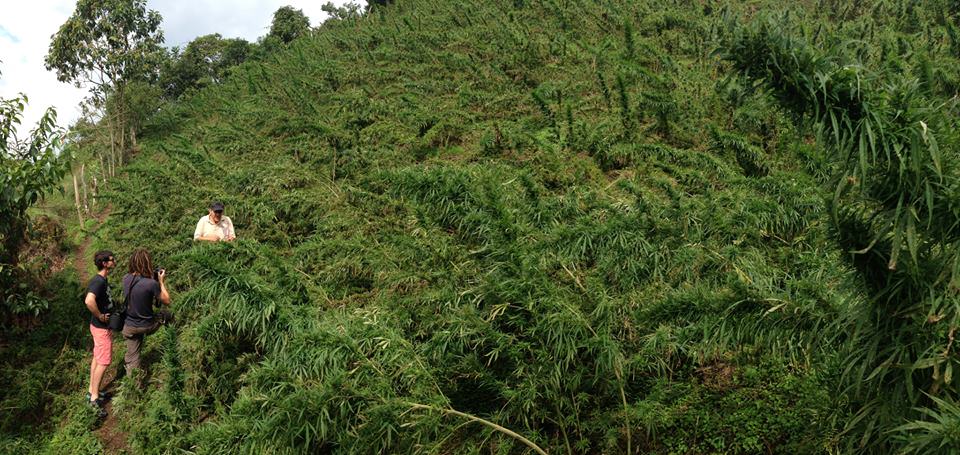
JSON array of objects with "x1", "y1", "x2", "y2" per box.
[
  {"x1": 93, "y1": 368, "x2": 129, "y2": 454},
  {"x1": 72, "y1": 207, "x2": 129, "y2": 453}
]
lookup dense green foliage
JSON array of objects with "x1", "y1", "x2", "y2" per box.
[
  {"x1": 0, "y1": 271, "x2": 97, "y2": 451},
  {"x1": 719, "y1": 5, "x2": 960, "y2": 450},
  {"x1": 159, "y1": 34, "x2": 252, "y2": 100},
  {"x1": 5, "y1": 0, "x2": 960, "y2": 453},
  {"x1": 0, "y1": 71, "x2": 71, "y2": 320}
]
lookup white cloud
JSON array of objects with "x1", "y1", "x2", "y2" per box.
[
  {"x1": 152, "y1": 0, "x2": 343, "y2": 48},
  {"x1": 0, "y1": 0, "x2": 354, "y2": 132},
  {"x1": 0, "y1": 1, "x2": 85, "y2": 133}
]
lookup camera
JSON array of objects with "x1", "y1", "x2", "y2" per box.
[{"x1": 153, "y1": 267, "x2": 165, "y2": 280}]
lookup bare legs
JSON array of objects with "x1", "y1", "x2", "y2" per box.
[{"x1": 89, "y1": 358, "x2": 109, "y2": 401}]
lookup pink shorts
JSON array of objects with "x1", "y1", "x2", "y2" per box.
[{"x1": 90, "y1": 324, "x2": 112, "y2": 366}]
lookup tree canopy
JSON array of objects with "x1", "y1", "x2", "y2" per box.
[
  {"x1": 45, "y1": 0, "x2": 165, "y2": 181},
  {"x1": 268, "y1": 6, "x2": 311, "y2": 44},
  {"x1": 45, "y1": 0, "x2": 164, "y2": 96},
  {"x1": 159, "y1": 34, "x2": 251, "y2": 99}
]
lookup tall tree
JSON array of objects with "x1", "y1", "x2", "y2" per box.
[
  {"x1": 45, "y1": 0, "x2": 163, "y2": 176},
  {"x1": 159, "y1": 34, "x2": 250, "y2": 99},
  {"x1": 269, "y1": 6, "x2": 311, "y2": 44}
]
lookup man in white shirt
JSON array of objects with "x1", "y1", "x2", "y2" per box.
[{"x1": 194, "y1": 201, "x2": 236, "y2": 242}]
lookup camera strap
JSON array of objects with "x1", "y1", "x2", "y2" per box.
[{"x1": 121, "y1": 275, "x2": 142, "y2": 313}]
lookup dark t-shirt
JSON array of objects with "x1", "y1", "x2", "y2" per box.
[
  {"x1": 87, "y1": 274, "x2": 113, "y2": 329},
  {"x1": 123, "y1": 273, "x2": 161, "y2": 328}
]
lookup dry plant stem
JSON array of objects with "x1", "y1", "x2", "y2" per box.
[
  {"x1": 548, "y1": 403, "x2": 572, "y2": 455},
  {"x1": 614, "y1": 362, "x2": 631, "y2": 454},
  {"x1": 560, "y1": 261, "x2": 632, "y2": 453},
  {"x1": 404, "y1": 402, "x2": 549, "y2": 455}
]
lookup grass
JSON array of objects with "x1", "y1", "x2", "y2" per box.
[{"x1": 5, "y1": 0, "x2": 960, "y2": 453}]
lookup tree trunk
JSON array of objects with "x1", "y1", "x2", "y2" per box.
[
  {"x1": 1, "y1": 218, "x2": 24, "y2": 267},
  {"x1": 118, "y1": 116, "x2": 126, "y2": 164},
  {"x1": 117, "y1": 87, "x2": 126, "y2": 165},
  {"x1": 73, "y1": 170, "x2": 84, "y2": 226},
  {"x1": 108, "y1": 124, "x2": 116, "y2": 178},
  {"x1": 80, "y1": 163, "x2": 89, "y2": 213},
  {"x1": 107, "y1": 110, "x2": 115, "y2": 177},
  {"x1": 99, "y1": 152, "x2": 108, "y2": 185}
]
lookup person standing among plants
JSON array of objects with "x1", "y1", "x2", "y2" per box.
[
  {"x1": 121, "y1": 248, "x2": 171, "y2": 377},
  {"x1": 85, "y1": 250, "x2": 116, "y2": 413},
  {"x1": 193, "y1": 201, "x2": 236, "y2": 242}
]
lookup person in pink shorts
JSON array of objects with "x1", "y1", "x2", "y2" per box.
[{"x1": 85, "y1": 250, "x2": 117, "y2": 414}]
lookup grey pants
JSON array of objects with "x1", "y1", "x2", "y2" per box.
[{"x1": 121, "y1": 310, "x2": 173, "y2": 376}]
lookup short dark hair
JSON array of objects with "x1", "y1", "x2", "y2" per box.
[{"x1": 93, "y1": 250, "x2": 114, "y2": 271}]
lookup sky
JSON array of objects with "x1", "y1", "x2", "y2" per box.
[{"x1": 0, "y1": 1, "x2": 352, "y2": 133}]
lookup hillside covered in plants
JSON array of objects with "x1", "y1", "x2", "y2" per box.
[{"x1": 4, "y1": 0, "x2": 960, "y2": 453}]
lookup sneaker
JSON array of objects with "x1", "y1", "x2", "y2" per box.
[
  {"x1": 85, "y1": 392, "x2": 110, "y2": 406},
  {"x1": 88, "y1": 399, "x2": 107, "y2": 419}
]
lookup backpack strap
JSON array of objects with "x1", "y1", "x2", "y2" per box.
[{"x1": 122, "y1": 275, "x2": 143, "y2": 310}]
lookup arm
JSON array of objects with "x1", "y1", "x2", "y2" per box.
[
  {"x1": 85, "y1": 292, "x2": 109, "y2": 323},
  {"x1": 226, "y1": 217, "x2": 236, "y2": 241},
  {"x1": 157, "y1": 271, "x2": 171, "y2": 306},
  {"x1": 193, "y1": 219, "x2": 204, "y2": 241}
]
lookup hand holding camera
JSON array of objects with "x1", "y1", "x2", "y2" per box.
[{"x1": 153, "y1": 267, "x2": 166, "y2": 282}]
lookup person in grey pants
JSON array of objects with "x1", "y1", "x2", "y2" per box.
[{"x1": 121, "y1": 248, "x2": 172, "y2": 376}]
